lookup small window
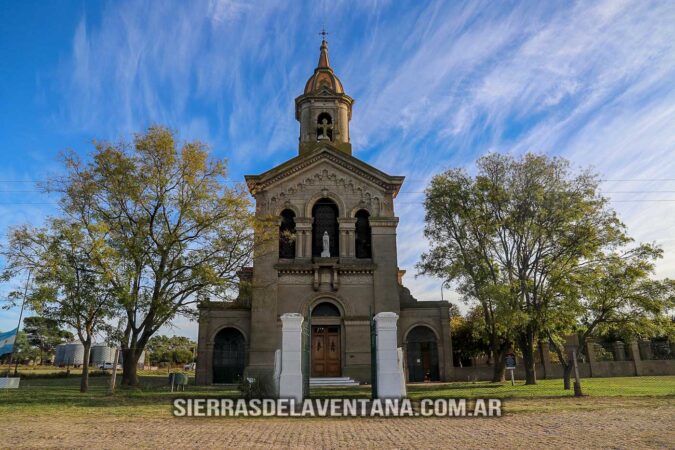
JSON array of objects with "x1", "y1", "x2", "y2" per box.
[
  {"x1": 355, "y1": 209, "x2": 372, "y2": 258},
  {"x1": 279, "y1": 209, "x2": 296, "y2": 259}
]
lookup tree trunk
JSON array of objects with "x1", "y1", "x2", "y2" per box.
[
  {"x1": 518, "y1": 332, "x2": 537, "y2": 385},
  {"x1": 544, "y1": 331, "x2": 570, "y2": 391},
  {"x1": 491, "y1": 342, "x2": 509, "y2": 382},
  {"x1": 121, "y1": 347, "x2": 140, "y2": 386},
  {"x1": 80, "y1": 341, "x2": 91, "y2": 393}
]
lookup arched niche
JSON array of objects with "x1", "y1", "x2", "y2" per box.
[{"x1": 312, "y1": 198, "x2": 339, "y2": 257}]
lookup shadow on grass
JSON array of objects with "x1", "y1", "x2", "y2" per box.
[{"x1": 0, "y1": 375, "x2": 240, "y2": 410}]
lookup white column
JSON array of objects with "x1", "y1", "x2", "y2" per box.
[
  {"x1": 374, "y1": 312, "x2": 404, "y2": 399},
  {"x1": 279, "y1": 313, "x2": 304, "y2": 402}
]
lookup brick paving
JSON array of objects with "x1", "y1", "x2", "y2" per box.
[{"x1": 5, "y1": 401, "x2": 674, "y2": 449}]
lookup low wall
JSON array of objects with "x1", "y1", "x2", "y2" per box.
[
  {"x1": 451, "y1": 362, "x2": 593, "y2": 381},
  {"x1": 640, "y1": 360, "x2": 675, "y2": 376},
  {"x1": 590, "y1": 361, "x2": 635, "y2": 378},
  {"x1": 451, "y1": 341, "x2": 675, "y2": 381}
]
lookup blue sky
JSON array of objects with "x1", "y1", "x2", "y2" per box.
[{"x1": 1, "y1": 0, "x2": 675, "y2": 339}]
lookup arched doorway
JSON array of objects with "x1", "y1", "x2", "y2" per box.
[
  {"x1": 406, "y1": 326, "x2": 439, "y2": 382},
  {"x1": 311, "y1": 302, "x2": 341, "y2": 377},
  {"x1": 212, "y1": 328, "x2": 246, "y2": 384}
]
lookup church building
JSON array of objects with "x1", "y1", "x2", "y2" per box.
[{"x1": 196, "y1": 38, "x2": 453, "y2": 385}]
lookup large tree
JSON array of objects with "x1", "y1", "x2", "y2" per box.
[
  {"x1": 419, "y1": 165, "x2": 520, "y2": 382},
  {"x1": 49, "y1": 126, "x2": 256, "y2": 386},
  {"x1": 420, "y1": 153, "x2": 628, "y2": 384},
  {"x1": 2, "y1": 219, "x2": 117, "y2": 392}
]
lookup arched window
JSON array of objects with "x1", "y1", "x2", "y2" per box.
[
  {"x1": 312, "y1": 199, "x2": 339, "y2": 257},
  {"x1": 312, "y1": 302, "x2": 341, "y2": 317},
  {"x1": 212, "y1": 328, "x2": 246, "y2": 384},
  {"x1": 355, "y1": 209, "x2": 372, "y2": 258},
  {"x1": 406, "y1": 326, "x2": 440, "y2": 382},
  {"x1": 316, "y1": 112, "x2": 333, "y2": 141},
  {"x1": 279, "y1": 209, "x2": 296, "y2": 259}
]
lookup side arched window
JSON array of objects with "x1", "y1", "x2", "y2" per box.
[
  {"x1": 355, "y1": 209, "x2": 372, "y2": 258},
  {"x1": 279, "y1": 209, "x2": 296, "y2": 259}
]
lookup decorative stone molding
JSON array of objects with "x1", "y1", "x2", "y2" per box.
[
  {"x1": 339, "y1": 274, "x2": 373, "y2": 285},
  {"x1": 369, "y1": 217, "x2": 399, "y2": 228},
  {"x1": 246, "y1": 148, "x2": 404, "y2": 195}
]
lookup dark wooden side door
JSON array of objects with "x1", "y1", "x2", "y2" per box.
[{"x1": 311, "y1": 325, "x2": 341, "y2": 377}]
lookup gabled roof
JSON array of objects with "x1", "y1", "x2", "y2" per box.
[{"x1": 245, "y1": 145, "x2": 405, "y2": 196}]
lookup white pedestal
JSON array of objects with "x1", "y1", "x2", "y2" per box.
[
  {"x1": 397, "y1": 347, "x2": 407, "y2": 397},
  {"x1": 374, "y1": 312, "x2": 405, "y2": 399},
  {"x1": 272, "y1": 349, "x2": 282, "y2": 398},
  {"x1": 279, "y1": 313, "x2": 304, "y2": 402}
]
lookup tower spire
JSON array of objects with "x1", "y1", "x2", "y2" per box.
[
  {"x1": 296, "y1": 32, "x2": 353, "y2": 156},
  {"x1": 317, "y1": 28, "x2": 330, "y2": 68}
]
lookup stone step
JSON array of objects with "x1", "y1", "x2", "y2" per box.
[{"x1": 309, "y1": 377, "x2": 359, "y2": 386}]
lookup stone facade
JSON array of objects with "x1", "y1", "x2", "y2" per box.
[{"x1": 196, "y1": 38, "x2": 452, "y2": 385}]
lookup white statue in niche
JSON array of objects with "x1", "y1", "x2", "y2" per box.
[{"x1": 321, "y1": 231, "x2": 331, "y2": 257}]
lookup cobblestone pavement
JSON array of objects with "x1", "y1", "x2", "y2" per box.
[{"x1": 5, "y1": 400, "x2": 674, "y2": 449}]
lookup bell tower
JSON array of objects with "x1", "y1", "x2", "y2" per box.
[{"x1": 295, "y1": 35, "x2": 354, "y2": 156}]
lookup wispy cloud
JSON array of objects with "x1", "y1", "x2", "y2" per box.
[{"x1": 4, "y1": 0, "x2": 672, "y2": 334}]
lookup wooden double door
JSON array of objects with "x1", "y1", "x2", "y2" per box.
[{"x1": 311, "y1": 325, "x2": 341, "y2": 377}]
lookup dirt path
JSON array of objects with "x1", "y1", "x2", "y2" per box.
[{"x1": 5, "y1": 400, "x2": 674, "y2": 449}]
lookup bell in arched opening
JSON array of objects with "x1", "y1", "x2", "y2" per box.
[{"x1": 316, "y1": 112, "x2": 333, "y2": 141}]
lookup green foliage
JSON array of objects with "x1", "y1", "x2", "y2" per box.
[
  {"x1": 419, "y1": 152, "x2": 672, "y2": 383},
  {"x1": 575, "y1": 252, "x2": 675, "y2": 342},
  {"x1": 3, "y1": 126, "x2": 258, "y2": 386},
  {"x1": 146, "y1": 335, "x2": 196, "y2": 365},
  {"x1": 0, "y1": 331, "x2": 41, "y2": 363},
  {"x1": 22, "y1": 316, "x2": 73, "y2": 363},
  {"x1": 450, "y1": 306, "x2": 491, "y2": 364}
]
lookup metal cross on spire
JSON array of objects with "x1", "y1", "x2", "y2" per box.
[{"x1": 319, "y1": 27, "x2": 329, "y2": 41}]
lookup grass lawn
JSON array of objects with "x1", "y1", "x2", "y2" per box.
[
  {"x1": 1, "y1": 369, "x2": 673, "y2": 417},
  {"x1": 313, "y1": 376, "x2": 675, "y2": 399}
]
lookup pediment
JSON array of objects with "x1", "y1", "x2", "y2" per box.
[{"x1": 245, "y1": 145, "x2": 404, "y2": 196}]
